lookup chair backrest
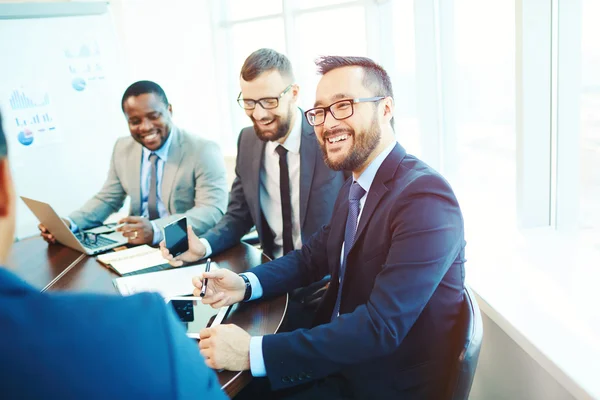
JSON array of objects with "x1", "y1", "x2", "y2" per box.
[{"x1": 446, "y1": 285, "x2": 484, "y2": 400}]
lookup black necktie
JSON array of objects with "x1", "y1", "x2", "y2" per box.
[
  {"x1": 332, "y1": 181, "x2": 366, "y2": 320},
  {"x1": 275, "y1": 145, "x2": 294, "y2": 255},
  {"x1": 148, "y1": 153, "x2": 159, "y2": 221}
]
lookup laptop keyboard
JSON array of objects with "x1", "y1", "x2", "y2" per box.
[{"x1": 80, "y1": 235, "x2": 118, "y2": 249}]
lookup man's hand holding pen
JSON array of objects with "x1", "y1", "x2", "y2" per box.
[
  {"x1": 192, "y1": 268, "x2": 246, "y2": 308},
  {"x1": 192, "y1": 266, "x2": 252, "y2": 372}
]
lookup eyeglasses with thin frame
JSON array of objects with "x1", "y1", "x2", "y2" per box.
[
  {"x1": 237, "y1": 84, "x2": 293, "y2": 110},
  {"x1": 304, "y1": 96, "x2": 385, "y2": 126},
  {"x1": 77, "y1": 231, "x2": 98, "y2": 245}
]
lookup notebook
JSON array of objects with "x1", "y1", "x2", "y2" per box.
[{"x1": 97, "y1": 245, "x2": 173, "y2": 276}]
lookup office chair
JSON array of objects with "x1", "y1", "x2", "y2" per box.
[{"x1": 446, "y1": 285, "x2": 484, "y2": 400}]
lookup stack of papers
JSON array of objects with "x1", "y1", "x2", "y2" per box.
[
  {"x1": 113, "y1": 262, "x2": 217, "y2": 299},
  {"x1": 97, "y1": 245, "x2": 168, "y2": 276}
]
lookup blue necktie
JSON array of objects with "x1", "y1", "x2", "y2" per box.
[
  {"x1": 332, "y1": 181, "x2": 366, "y2": 320},
  {"x1": 148, "y1": 153, "x2": 159, "y2": 221}
]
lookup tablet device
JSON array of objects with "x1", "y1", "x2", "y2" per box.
[{"x1": 166, "y1": 296, "x2": 231, "y2": 339}]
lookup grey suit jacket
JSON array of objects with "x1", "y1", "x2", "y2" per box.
[
  {"x1": 69, "y1": 128, "x2": 228, "y2": 235},
  {"x1": 202, "y1": 113, "x2": 346, "y2": 258}
]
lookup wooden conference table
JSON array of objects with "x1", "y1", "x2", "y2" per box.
[{"x1": 8, "y1": 237, "x2": 288, "y2": 399}]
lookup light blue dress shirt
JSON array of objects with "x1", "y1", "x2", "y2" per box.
[
  {"x1": 69, "y1": 129, "x2": 175, "y2": 245},
  {"x1": 141, "y1": 128, "x2": 175, "y2": 244},
  {"x1": 247, "y1": 141, "x2": 397, "y2": 377}
]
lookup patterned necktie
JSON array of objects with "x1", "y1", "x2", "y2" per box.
[
  {"x1": 148, "y1": 153, "x2": 159, "y2": 221},
  {"x1": 275, "y1": 145, "x2": 294, "y2": 255},
  {"x1": 332, "y1": 181, "x2": 366, "y2": 320}
]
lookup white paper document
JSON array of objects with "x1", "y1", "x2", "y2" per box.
[{"x1": 113, "y1": 262, "x2": 217, "y2": 299}]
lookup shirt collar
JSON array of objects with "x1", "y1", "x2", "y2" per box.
[
  {"x1": 355, "y1": 141, "x2": 397, "y2": 194},
  {"x1": 142, "y1": 125, "x2": 176, "y2": 162},
  {"x1": 268, "y1": 108, "x2": 302, "y2": 155}
]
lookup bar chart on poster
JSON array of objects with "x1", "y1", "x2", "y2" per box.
[{"x1": 0, "y1": 3, "x2": 127, "y2": 239}]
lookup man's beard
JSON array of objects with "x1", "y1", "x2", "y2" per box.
[
  {"x1": 320, "y1": 116, "x2": 381, "y2": 171},
  {"x1": 252, "y1": 105, "x2": 293, "y2": 142}
]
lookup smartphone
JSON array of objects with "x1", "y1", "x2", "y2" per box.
[
  {"x1": 165, "y1": 296, "x2": 231, "y2": 339},
  {"x1": 163, "y1": 217, "x2": 189, "y2": 256}
]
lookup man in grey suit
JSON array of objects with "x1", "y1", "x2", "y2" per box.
[
  {"x1": 39, "y1": 80, "x2": 228, "y2": 246},
  {"x1": 162, "y1": 48, "x2": 344, "y2": 262}
]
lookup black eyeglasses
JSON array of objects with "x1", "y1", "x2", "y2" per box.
[
  {"x1": 77, "y1": 231, "x2": 98, "y2": 245},
  {"x1": 304, "y1": 96, "x2": 385, "y2": 126},
  {"x1": 237, "y1": 84, "x2": 293, "y2": 110}
]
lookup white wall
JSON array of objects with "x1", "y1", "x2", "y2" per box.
[{"x1": 110, "y1": 0, "x2": 224, "y2": 149}]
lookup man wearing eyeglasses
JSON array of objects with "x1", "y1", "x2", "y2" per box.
[
  {"x1": 161, "y1": 49, "x2": 345, "y2": 328},
  {"x1": 188, "y1": 56, "x2": 466, "y2": 400},
  {"x1": 38, "y1": 80, "x2": 228, "y2": 246}
]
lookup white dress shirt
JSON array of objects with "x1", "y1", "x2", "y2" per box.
[
  {"x1": 201, "y1": 108, "x2": 303, "y2": 258},
  {"x1": 260, "y1": 107, "x2": 303, "y2": 258}
]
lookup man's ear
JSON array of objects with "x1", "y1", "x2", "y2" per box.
[
  {"x1": 382, "y1": 97, "x2": 394, "y2": 123},
  {"x1": 167, "y1": 103, "x2": 173, "y2": 116},
  {"x1": 290, "y1": 84, "x2": 300, "y2": 103},
  {"x1": 0, "y1": 159, "x2": 10, "y2": 218}
]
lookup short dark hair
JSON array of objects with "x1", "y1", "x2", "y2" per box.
[
  {"x1": 0, "y1": 110, "x2": 7, "y2": 159},
  {"x1": 240, "y1": 48, "x2": 295, "y2": 82},
  {"x1": 315, "y1": 56, "x2": 394, "y2": 127},
  {"x1": 121, "y1": 80, "x2": 169, "y2": 112}
]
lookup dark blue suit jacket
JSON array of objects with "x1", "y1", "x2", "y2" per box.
[
  {"x1": 252, "y1": 144, "x2": 467, "y2": 399},
  {"x1": 202, "y1": 111, "x2": 345, "y2": 259},
  {"x1": 0, "y1": 268, "x2": 226, "y2": 400}
]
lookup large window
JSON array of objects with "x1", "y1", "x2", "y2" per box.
[
  {"x1": 580, "y1": 0, "x2": 600, "y2": 240},
  {"x1": 452, "y1": 0, "x2": 516, "y2": 231},
  {"x1": 293, "y1": 5, "x2": 368, "y2": 109},
  {"x1": 390, "y1": 0, "x2": 419, "y2": 157},
  {"x1": 227, "y1": 0, "x2": 282, "y2": 21}
]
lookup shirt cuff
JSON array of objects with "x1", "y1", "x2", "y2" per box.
[
  {"x1": 151, "y1": 221, "x2": 163, "y2": 245},
  {"x1": 249, "y1": 336, "x2": 267, "y2": 377},
  {"x1": 243, "y1": 272, "x2": 263, "y2": 301},
  {"x1": 198, "y1": 238, "x2": 212, "y2": 258},
  {"x1": 65, "y1": 217, "x2": 78, "y2": 233}
]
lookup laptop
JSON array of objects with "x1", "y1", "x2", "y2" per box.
[{"x1": 21, "y1": 196, "x2": 129, "y2": 255}]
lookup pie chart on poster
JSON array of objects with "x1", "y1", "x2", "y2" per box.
[
  {"x1": 72, "y1": 77, "x2": 86, "y2": 92},
  {"x1": 18, "y1": 129, "x2": 34, "y2": 146}
]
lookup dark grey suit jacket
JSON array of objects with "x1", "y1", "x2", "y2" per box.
[{"x1": 202, "y1": 113, "x2": 345, "y2": 258}]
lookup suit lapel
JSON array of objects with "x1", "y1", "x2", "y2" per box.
[
  {"x1": 130, "y1": 142, "x2": 143, "y2": 215},
  {"x1": 299, "y1": 116, "x2": 317, "y2": 230},
  {"x1": 161, "y1": 129, "x2": 185, "y2": 211},
  {"x1": 327, "y1": 182, "x2": 350, "y2": 278},
  {"x1": 347, "y1": 144, "x2": 405, "y2": 255}
]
